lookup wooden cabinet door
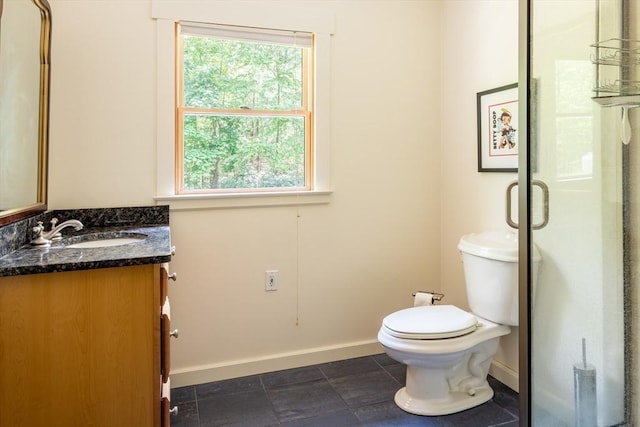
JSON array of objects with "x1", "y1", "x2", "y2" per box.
[{"x1": 0, "y1": 265, "x2": 161, "y2": 427}]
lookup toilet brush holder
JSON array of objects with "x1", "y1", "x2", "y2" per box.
[{"x1": 574, "y1": 338, "x2": 597, "y2": 427}]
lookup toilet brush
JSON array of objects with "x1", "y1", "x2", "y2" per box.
[{"x1": 574, "y1": 338, "x2": 597, "y2": 427}]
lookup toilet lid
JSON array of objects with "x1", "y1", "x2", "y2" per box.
[{"x1": 382, "y1": 305, "x2": 478, "y2": 339}]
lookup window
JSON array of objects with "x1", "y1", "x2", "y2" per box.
[
  {"x1": 153, "y1": 1, "x2": 334, "y2": 208},
  {"x1": 176, "y1": 23, "x2": 314, "y2": 194},
  {"x1": 554, "y1": 60, "x2": 594, "y2": 180}
]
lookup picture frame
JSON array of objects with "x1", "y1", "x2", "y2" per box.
[{"x1": 477, "y1": 83, "x2": 518, "y2": 172}]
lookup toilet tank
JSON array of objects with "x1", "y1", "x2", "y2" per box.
[{"x1": 458, "y1": 230, "x2": 540, "y2": 326}]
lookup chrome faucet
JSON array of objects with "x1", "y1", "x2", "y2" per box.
[
  {"x1": 43, "y1": 219, "x2": 83, "y2": 240},
  {"x1": 30, "y1": 219, "x2": 84, "y2": 246}
]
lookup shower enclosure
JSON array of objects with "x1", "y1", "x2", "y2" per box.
[{"x1": 519, "y1": 0, "x2": 639, "y2": 425}]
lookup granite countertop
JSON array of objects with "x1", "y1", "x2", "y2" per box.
[
  {"x1": 0, "y1": 225, "x2": 172, "y2": 277},
  {"x1": 0, "y1": 206, "x2": 173, "y2": 277}
]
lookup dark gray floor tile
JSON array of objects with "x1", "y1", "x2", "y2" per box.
[
  {"x1": 329, "y1": 370, "x2": 400, "y2": 408},
  {"x1": 171, "y1": 385, "x2": 197, "y2": 405},
  {"x1": 381, "y1": 362, "x2": 406, "y2": 385},
  {"x1": 490, "y1": 421, "x2": 519, "y2": 427},
  {"x1": 262, "y1": 365, "x2": 325, "y2": 389},
  {"x1": 280, "y1": 409, "x2": 361, "y2": 426},
  {"x1": 371, "y1": 353, "x2": 399, "y2": 367},
  {"x1": 184, "y1": 355, "x2": 519, "y2": 427},
  {"x1": 268, "y1": 378, "x2": 348, "y2": 422},
  {"x1": 319, "y1": 356, "x2": 383, "y2": 379},
  {"x1": 354, "y1": 400, "x2": 444, "y2": 426},
  {"x1": 196, "y1": 374, "x2": 263, "y2": 400},
  {"x1": 198, "y1": 388, "x2": 278, "y2": 427},
  {"x1": 170, "y1": 400, "x2": 199, "y2": 427},
  {"x1": 487, "y1": 376, "x2": 519, "y2": 416},
  {"x1": 437, "y1": 401, "x2": 517, "y2": 427}
]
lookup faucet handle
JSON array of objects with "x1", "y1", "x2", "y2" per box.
[
  {"x1": 32, "y1": 221, "x2": 45, "y2": 236},
  {"x1": 30, "y1": 222, "x2": 52, "y2": 247},
  {"x1": 48, "y1": 218, "x2": 63, "y2": 240}
]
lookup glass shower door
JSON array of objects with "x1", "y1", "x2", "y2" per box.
[{"x1": 525, "y1": 0, "x2": 632, "y2": 425}]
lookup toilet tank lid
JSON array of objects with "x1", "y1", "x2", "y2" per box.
[{"x1": 458, "y1": 230, "x2": 540, "y2": 262}]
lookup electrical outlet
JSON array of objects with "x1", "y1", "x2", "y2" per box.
[{"x1": 265, "y1": 270, "x2": 279, "y2": 291}]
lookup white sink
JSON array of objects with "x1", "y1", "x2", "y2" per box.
[{"x1": 65, "y1": 236, "x2": 146, "y2": 249}]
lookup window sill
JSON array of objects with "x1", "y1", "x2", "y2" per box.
[{"x1": 154, "y1": 190, "x2": 332, "y2": 210}]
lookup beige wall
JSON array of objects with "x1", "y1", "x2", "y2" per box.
[
  {"x1": 440, "y1": 0, "x2": 520, "y2": 388},
  {"x1": 47, "y1": 0, "x2": 521, "y2": 387},
  {"x1": 49, "y1": 0, "x2": 157, "y2": 207}
]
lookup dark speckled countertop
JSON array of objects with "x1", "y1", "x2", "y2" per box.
[{"x1": 0, "y1": 206, "x2": 172, "y2": 277}]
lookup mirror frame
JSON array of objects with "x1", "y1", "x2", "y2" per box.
[{"x1": 0, "y1": 0, "x2": 51, "y2": 226}]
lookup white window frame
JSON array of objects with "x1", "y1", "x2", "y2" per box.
[{"x1": 152, "y1": 1, "x2": 334, "y2": 209}]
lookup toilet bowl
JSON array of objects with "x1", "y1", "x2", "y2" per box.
[
  {"x1": 378, "y1": 230, "x2": 540, "y2": 416},
  {"x1": 378, "y1": 305, "x2": 510, "y2": 415}
]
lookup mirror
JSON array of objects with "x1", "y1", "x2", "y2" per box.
[{"x1": 0, "y1": 0, "x2": 51, "y2": 225}]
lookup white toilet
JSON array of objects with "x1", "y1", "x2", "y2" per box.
[{"x1": 378, "y1": 230, "x2": 540, "y2": 416}]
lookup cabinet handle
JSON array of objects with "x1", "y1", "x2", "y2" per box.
[
  {"x1": 169, "y1": 406, "x2": 178, "y2": 416},
  {"x1": 168, "y1": 272, "x2": 177, "y2": 281},
  {"x1": 171, "y1": 246, "x2": 176, "y2": 256},
  {"x1": 170, "y1": 329, "x2": 179, "y2": 338}
]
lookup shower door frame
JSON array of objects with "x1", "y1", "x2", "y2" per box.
[{"x1": 517, "y1": 1, "x2": 532, "y2": 424}]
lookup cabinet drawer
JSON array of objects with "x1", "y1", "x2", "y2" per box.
[
  {"x1": 161, "y1": 397, "x2": 171, "y2": 427},
  {"x1": 160, "y1": 263, "x2": 169, "y2": 304},
  {"x1": 161, "y1": 378, "x2": 175, "y2": 427},
  {"x1": 161, "y1": 298, "x2": 172, "y2": 383}
]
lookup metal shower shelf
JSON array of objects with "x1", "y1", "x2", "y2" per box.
[
  {"x1": 591, "y1": 38, "x2": 640, "y2": 144},
  {"x1": 591, "y1": 38, "x2": 640, "y2": 66},
  {"x1": 592, "y1": 80, "x2": 640, "y2": 97},
  {"x1": 592, "y1": 93, "x2": 640, "y2": 107}
]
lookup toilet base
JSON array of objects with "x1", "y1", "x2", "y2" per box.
[{"x1": 394, "y1": 385, "x2": 494, "y2": 416}]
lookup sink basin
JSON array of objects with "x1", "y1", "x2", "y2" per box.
[
  {"x1": 63, "y1": 232, "x2": 147, "y2": 249},
  {"x1": 66, "y1": 238, "x2": 144, "y2": 249}
]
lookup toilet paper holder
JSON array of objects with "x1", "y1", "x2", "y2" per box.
[{"x1": 412, "y1": 291, "x2": 444, "y2": 302}]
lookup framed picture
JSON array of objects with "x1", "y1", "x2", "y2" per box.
[{"x1": 477, "y1": 83, "x2": 518, "y2": 172}]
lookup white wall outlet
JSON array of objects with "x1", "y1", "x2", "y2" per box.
[{"x1": 265, "y1": 270, "x2": 279, "y2": 291}]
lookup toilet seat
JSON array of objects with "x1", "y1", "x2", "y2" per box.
[{"x1": 382, "y1": 305, "x2": 478, "y2": 339}]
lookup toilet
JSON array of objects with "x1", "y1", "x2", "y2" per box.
[{"x1": 378, "y1": 230, "x2": 540, "y2": 416}]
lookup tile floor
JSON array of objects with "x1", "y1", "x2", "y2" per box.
[{"x1": 170, "y1": 353, "x2": 519, "y2": 426}]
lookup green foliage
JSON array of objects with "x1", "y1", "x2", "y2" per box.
[{"x1": 181, "y1": 34, "x2": 307, "y2": 190}]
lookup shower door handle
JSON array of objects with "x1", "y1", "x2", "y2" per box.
[
  {"x1": 506, "y1": 182, "x2": 519, "y2": 229},
  {"x1": 506, "y1": 180, "x2": 549, "y2": 230},
  {"x1": 532, "y1": 180, "x2": 550, "y2": 230}
]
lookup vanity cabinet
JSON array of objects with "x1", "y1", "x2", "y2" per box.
[{"x1": 0, "y1": 263, "x2": 172, "y2": 427}]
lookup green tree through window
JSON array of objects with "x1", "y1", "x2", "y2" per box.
[{"x1": 177, "y1": 24, "x2": 314, "y2": 192}]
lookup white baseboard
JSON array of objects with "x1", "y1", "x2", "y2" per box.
[
  {"x1": 489, "y1": 359, "x2": 519, "y2": 392},
  {"x1": 171, "y1": 340, "x2": 521, "y2": 394},
  {"x1": 170, "y1": 339, "x2": 383, "y2": 387}
]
